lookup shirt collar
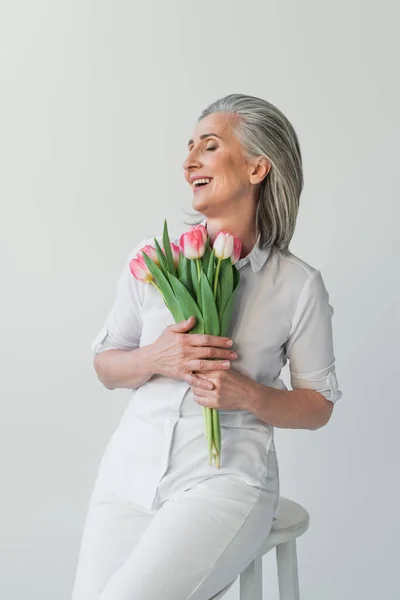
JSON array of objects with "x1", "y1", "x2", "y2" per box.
[{"x1": 199, "y1": 217, "x2": 271, "y2": 273}]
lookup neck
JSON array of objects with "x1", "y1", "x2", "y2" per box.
[{"x1": 204, "y1": 215, "x2": 258, "y2": 259}]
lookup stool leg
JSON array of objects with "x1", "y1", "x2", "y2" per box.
[
  {"x1": 239, "y1": 555, "x2": 262, "y2": 600},
  {"x1": 276, "y1": 540, "x2": 300, "y2": 600}
]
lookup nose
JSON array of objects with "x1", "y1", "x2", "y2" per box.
[{"x1": 182, "y1": 148, "x2": 201, "y2": 174}]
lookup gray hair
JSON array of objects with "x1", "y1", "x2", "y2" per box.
[{"x1": 183, "y1": 93, "x2": 303, "y2": 254}]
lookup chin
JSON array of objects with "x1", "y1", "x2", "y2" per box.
[{"x1": 192, "y1": 197, "x2": 210, "y2": 210}]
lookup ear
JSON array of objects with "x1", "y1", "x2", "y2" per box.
[{"x1": 249, "y1": 157, "x2": 271, "y2": 185}]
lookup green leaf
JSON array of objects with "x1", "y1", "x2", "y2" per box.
[
  {"x1": 153, "y1": 237, "x2": 169, "y2": 279},
  {"x1": 177, "y1": 254, "x2": 192, "y2": 294},
  {"x1": 220, "y1": 287, "x2": 238, "y2": 338},
  {"x1": 206, "y1": 251, "x2": 215, "y2": 287},
  {"x1": 162, "y1": 219, "x2": 176, "y2": 276},
  {"x1": 219, "y1": 259, "x2": 233, "y2": 318},
  {"x1": 177, "y1": 253, "x2": 183, "y2": 278},
  {"x1": 200, "y1": 270, "x2": 220, "y2": 336},
  {"x1": 197, "y1": 272, "x2": 202, "y2": 313},
  {"x1": 216, "y1": 279, "x2": 222, "y2": 316},
  {"x1": 141, "y1": 252, "x2": 184, "y2": 323},
  {"x1": 168, "y1": 273, "x2": 204, "y2": 334},
  {"x1": 232, "y1": 262, "x2": 241, "y2": 290},
  {"x1": 190, "y1": 259, "x2": 199, "y2": 302},
  {"x1": 202, "y1": 239, "x2": 211, "y2": 271}
]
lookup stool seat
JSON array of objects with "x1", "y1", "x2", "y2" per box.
[
  {"x1": 238, "y1": 496, "x2": 310, "y2": 600},
  {"x1": 211, "y1": 497, "x2": 310, "y2": 600},
  {"x1": 261, "y1": 497, "x2": 310, "y2": 554}
]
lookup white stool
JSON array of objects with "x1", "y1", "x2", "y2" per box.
[
  {"x1": 210, "y1": 497, "x2": 310, "y2": 600},
  {"x1": 240, "y1": 497, "x2": 310, "y2": 600}
]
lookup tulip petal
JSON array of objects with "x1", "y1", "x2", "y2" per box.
[
  {"x1": 129, "y1": 257, "x2": 152, "y2": 283},
  {"x1": 170, "y1": 243, "x2": 181, "y2": 269},
  {"x1": 181, "y1": 229, "x2": 206, "y2": 260}
]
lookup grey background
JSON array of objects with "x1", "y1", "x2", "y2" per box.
[{"x1": 1, "y1": 1, "x2": 398, "y2": 598}]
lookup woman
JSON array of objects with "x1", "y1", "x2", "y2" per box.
[{"x1": 71, "y1": 93, "x2": 342, "y2": 600}]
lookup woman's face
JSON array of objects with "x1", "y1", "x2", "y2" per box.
[{"x1": 182, "y1": 112, "x2": 262, "y2": 217}]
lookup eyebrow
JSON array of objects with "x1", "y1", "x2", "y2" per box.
[{"x1": 187, "y1": 133, "x2": 223, "y2": 148}]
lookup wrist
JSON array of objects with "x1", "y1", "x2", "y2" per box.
[
  {"x1": 142, "y1": 342, "x2": 162, "y2": 378},
  {"x1": 244, "y1": 380, "x2": 262, "y2": 414}
]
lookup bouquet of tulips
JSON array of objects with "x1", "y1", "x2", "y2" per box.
[{"x1": 129, "y1": 220, "x2": 242, "y2": 468}]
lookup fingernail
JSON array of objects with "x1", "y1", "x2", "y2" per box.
[
  {"x1": 222, "y1": 361, "x2": 230, "y2": 367},
  {"x1": 226, "y1": 339, "x2": 233, "y2": 346}
]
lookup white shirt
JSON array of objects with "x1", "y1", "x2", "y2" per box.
[{"x1": 91, "y1": 218, "x2": 342, "y2": 509}]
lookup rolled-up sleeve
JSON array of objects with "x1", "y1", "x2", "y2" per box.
[
  {"x1": 284, "y1": 269, "x2": 342, "y2": 403},
  {"x1": 91, "y1": 238, "x2": 147, "y2": 356}
]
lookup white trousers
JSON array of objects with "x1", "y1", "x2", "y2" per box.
[{"x1": 71, "y1": 418, "x2": 280, "y2": 600}]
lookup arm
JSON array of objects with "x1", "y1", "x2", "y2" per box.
[
  {"x1": 91, "y1": 237, "x2": 153, "y2": 390},
  {"x1": 93, "y1": 345, "x2": 157, "y2": 390},
  {"x1": 246, "y1": 385, "x2": 334, "y2": 430},
  {"x1": 247, "y1": 269, "x2": 342, "y2": 430}
]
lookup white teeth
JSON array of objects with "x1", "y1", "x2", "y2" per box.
[{"x1": 193, "y1": 178, "x2": 212, "y2": 188}]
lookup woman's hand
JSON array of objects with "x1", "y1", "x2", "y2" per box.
[
  {"x1": 191, "y1": 367, "x2": 258, "y2": 412},
  {"x1": 151, "y1": 316, "x2": 238, "y2": 390}
]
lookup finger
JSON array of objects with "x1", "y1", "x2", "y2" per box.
[
  {"x1": 169, "y1": 316, "x2": 196, "y2": 332},
  {"x1": 193, "y1": 395, "x2": 215, "y2": 409},
  {"x1": 189, "y1": 333, "x2": 234, "y2": 348},
  {"x1": 190, "y1": 385, "x2": 209, "y2": 397},
  {"x1": 193, "y1": 346, "x2": 238, "y2": 361},
  {"x1": 186, "y1": 359, "x2": 231, "y2": 372},
  {"x1": 183, "y1": 371, "x2": 215, "y2": 390}
]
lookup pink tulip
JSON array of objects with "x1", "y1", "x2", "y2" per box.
[
  {"x1": 180, "y1": 228, "x2": 206, "y2": 260},
  {"x1": 213, "y1": 231, "x2": 235, "y2": 260},
  {"x1": 189, "y1": 224, "x2": 208, "y2": 244},
  {"x1": 162, "y1": 242, "x2": 181, "y2": 268},
  {"x1": 137, "y1": 244, "x2": 159, "y2": 265},
  {"x1": 231, "y1": 237, "x2": 242, "y2": 264},
  {"x1": 129, "y1": 254, "x2": 153, "y2": 283}
]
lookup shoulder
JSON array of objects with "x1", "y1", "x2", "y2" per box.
[
  {"x1": 275, "y1": 248, "x2": 317, "y2": 277},
  {"x1": 268, "y1": 248, "x2": 328, "y2": 304},
  {"x1": 271, "y1": 247, "x2": 318, "y2": 283}
]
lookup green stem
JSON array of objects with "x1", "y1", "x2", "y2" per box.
[
  {"x1": 207, "y1": 407, "x2": 213, "y2": 465},
  {"x1": 212, "y1": 408, "x2": 221, "y2": 468},
  {"x1": 196, "y1": 258, "x2": 201, "y2": 285},
  {"x1": 150, "y1": 280, "x2": 161, "y2": 292},
  {"x1": 213, "y1": 258, "x2": 222, "y2": 299}
]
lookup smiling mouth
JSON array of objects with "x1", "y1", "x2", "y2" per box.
[{"x1": 193, "y1": 180, "x2": 212, "y2": 192}]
